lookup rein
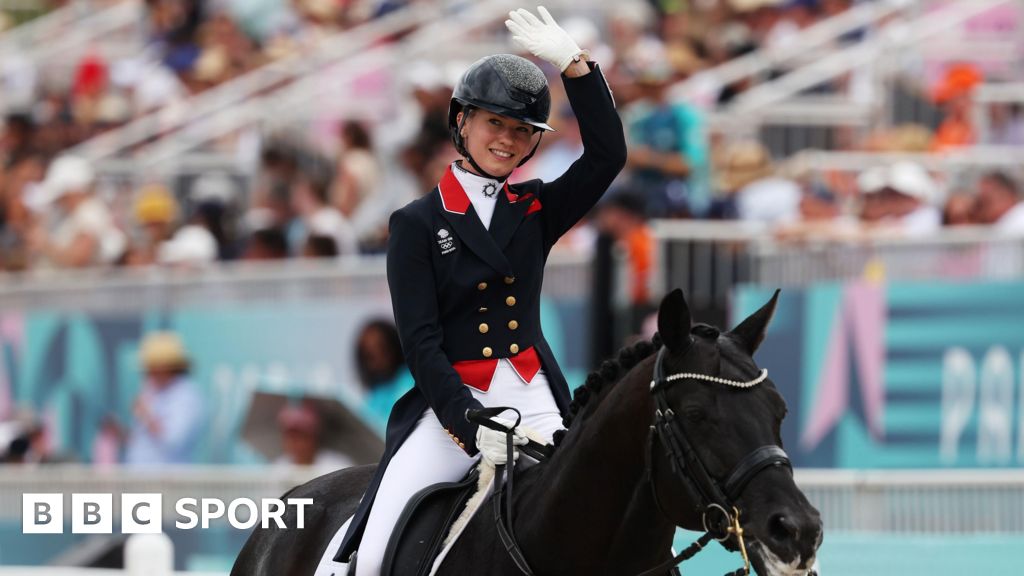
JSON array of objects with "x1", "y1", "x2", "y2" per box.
[{"x1": 468, "y1": 345, "x2": 796, "y2": 576}]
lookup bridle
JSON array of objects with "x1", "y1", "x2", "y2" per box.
[
  {"x1": 638, "y1": 345, "x2": 793, "y2": 576},
  {"x1": 476, "y1": 344, "x2": 802, "y2": 576}
]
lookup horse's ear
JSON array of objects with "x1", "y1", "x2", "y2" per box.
[
  {"x1": 658, "y1": 289, "x2": 693, "y2": 351},
  {"x1": 730, "y1": 289, "x2": 780, "y2": 355}
]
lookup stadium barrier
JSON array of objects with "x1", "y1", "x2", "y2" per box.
[
  {"x1": 1, "y1": 466, "x2": 1021, "y2": 533},
  {"x1": 652, "y1": 219, "x2": 1024, "y2": 313}
]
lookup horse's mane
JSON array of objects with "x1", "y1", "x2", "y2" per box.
[{"x1": 551, "y1": 332, "x2": 662, "y2": 447}]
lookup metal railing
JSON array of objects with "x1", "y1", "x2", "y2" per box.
[
  {"x1": 670, "y1": 0, "x2": 920, "y2": 107},
  {"x1": 0, "y1": 466, "x2": 1020, "y2": 534},
  {"x1": 730, "y1": 0, "x2": 1015, "y2": 114},
  {"x1": 652, "y1": 220, "x2": 1024, "y2": 311},
  {"x1": 0, "y1": 252, "x2": 591, "y2": 313},
  {"x1": 709, "y1": 0, "x2": 1024, "y2": 156},
  {"x1": 797, "y1": 469, "x2": 1024, "y2": 533}
]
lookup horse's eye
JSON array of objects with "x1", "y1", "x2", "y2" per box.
[{"x1": 683, "y1": 407, "x2": 707, "y2": 424}]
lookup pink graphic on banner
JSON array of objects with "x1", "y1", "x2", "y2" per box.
[{"x1": 801, "y1": 283, "x2": 887, "y2": 450}]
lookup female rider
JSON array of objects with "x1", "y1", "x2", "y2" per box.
[{"x1": 336, "y1": 7, "x2": 627, "y2": 574}]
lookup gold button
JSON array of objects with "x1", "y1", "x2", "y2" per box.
[
  {"x1": 504, "y1": 276, "x2": 515, "y2": 285},
  {"x1": 508, "y1": 320, "x2": 519, "y2": 330},
  {"x1": 478, "y1": 282, "x2": 488, "y2": 291},
  {"x1": 506, "y1": 296, "x2": 516, "y2": 307},
  {"x1": 482, "y1": 347, "x2": 493, "y2": 358},
  {"x1": 479, "y1": 323, "x2": 489, "y2": 334},
  {"x1": 458, "y1": 442, "x2": 466, "y2": 449},
  {"x1": 510, "y1": 343, "x2": 520, "y2": 354}
]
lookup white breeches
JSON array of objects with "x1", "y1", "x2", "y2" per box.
[{"x1": 354, "y1": 361, "x2": 564, "y2": 576}]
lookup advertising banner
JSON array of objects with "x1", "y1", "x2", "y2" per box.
[
  {"x1": 736, "y1": 280, "x2": 1024, "y2": 468},
  {"x1": 0, "y1": 297, "x2": 587, "y2": 465}
]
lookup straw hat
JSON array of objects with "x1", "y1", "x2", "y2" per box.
[
  {"x1": 139, "y1": 332, "x2": 190, "y2": 371},
  {"x1": 718, "y1": 141, "x2": 775, "y2": 192}
]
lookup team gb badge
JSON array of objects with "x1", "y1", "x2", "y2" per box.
[{"x1": 437, "y1": 228, "x2": 456, "y2": 255}]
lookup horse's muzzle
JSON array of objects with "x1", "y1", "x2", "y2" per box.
[{"x1": 758, "y1": 505, "x2": 823, "y2": 574}]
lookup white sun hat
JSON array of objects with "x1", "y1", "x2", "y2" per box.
[{"x1": 39, "y1": 156, "x2": 95, "y2": 204}]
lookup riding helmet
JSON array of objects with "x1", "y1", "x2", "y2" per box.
[{"x1": 448, "y1": 54, "x2": 554, "y2": 166}]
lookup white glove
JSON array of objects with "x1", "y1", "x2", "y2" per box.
[
  {"x1": 505, "y1": 6, "x2": 587, "y2": 72},
  {"x1": 476, "y1": 416, "x2": 528, "y2": 467}
]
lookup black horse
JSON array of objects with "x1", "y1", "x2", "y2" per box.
[{"x1": 232, "y1": 289, "x2": 822, "y2": 576}]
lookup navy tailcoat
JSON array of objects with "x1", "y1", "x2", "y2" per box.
[{"x1": 336, "y1": 62, "x2": 626, "y2": 561}]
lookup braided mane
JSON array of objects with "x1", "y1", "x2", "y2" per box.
[{"x1": 552, "y1": 333, "x2": 662, "y2": 446}]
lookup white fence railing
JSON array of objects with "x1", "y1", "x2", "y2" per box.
[
  {"x1": 709, "y1": 0, "x2": 1024, "y2": 157},
  {"x1": 0, "y1": 252, "x2": 591, "y2": 313},
  {"x1": 671, "y1": 0, "x2": 921, "y2": 108},
  {"x1": 652, "y1": 220, "x2": 1024, "y2": 310},
  {"x1": 0, "y1": 466, "x2": 1021, "y2": 534}
]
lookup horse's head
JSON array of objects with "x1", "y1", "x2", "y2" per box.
[{"x1": 651, "y1": 289, "x2": 822, "y2": 576}]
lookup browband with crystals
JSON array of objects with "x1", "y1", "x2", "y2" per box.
[{"x1": 651, "y1": 368, "x2": 769, "y2": 391}]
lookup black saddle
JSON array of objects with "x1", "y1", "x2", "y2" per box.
[{"x1": 381, "y1": 467, "x2": 481, "y2": 576}]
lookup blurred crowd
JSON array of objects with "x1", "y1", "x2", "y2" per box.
[
  {"x1": 0, "y1": 0, "x2": 1023, "y2": 275},
  {"x1": 2, "y1": 0, "x2": 1024, "y2": 468}
]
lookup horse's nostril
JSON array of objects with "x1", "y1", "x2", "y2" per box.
[{"x1": 768, "y1": 513, "x2": 800, "y2": 543}]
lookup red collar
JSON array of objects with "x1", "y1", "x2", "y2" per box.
[{"x1": 438, "y1": 165, "x2": 521, "y2": 215}]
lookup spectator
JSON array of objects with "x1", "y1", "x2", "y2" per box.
[
  {"x1": 302, "y1": 234, "x2": 339, "y2": 258},
  {"x1": 716, "y1": 140, "x2": 801, "y2": 225},
  {"x1": 0, "y1": 153, "x2": 45, "y2": 270},
  {"x1": 0, "y1": 410, "x2": 74, "y2": 465},
  {"x1": 623, "y1": 49, "x2": 708, "y2": 217},
  {"x1": 333, "y1": 121, "x2": 381, "y2": 219},
  {"x1": 530, "y1": 104, "x2": 585, "y2": 182},
  {"x1": 27, "y1": 156, "x2": 126, "y2": 268},
  {"x1": 0, "y1": 113, "x2": 35, "y2": 167},
  {"x1": 290, "y1": 152, "x2": 359, "y2": 256},
  {"x1": 595, "y1": 191, "x2": 654, "y2": 310},
  {"x1": 930, "y1": 64, "x2": 982, "y2": 152},
  {"x1": 125, "y1": 183, "x2": 180, "y2": 266},
  {"x1": 991, "y1": 103, "x2": 1024, "y2": 146},
  {"x1": 123, "y1": 332, "x2": 206, "y2": 465},
  {"x1": 274, "y1": 401, "x2": 355, "y2": 471},
  {"x1": 774, "y1": 185, "x2": 861, "y2": 243},
  {"x1": 975, "y1": 171, "x2": 1024, "y2": 234},
  {"x1": 859, "y1": 162, "x2": 942, "y2": 237},
  {"x1": 355, "y1": 319, "x2": 412, "y2": 430},
  {"x1": 942, "y1": 192, "x2": 976, "y2": 227},
  {"x1": 243, "y1": 226, "x2": 290, "y2": 260}
]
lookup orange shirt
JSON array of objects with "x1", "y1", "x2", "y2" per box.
[
  {"x1": 623, "y1": 226, "x2": 654, "y2": 305},
  {"x1": 931, "y1": 118, "x2": 975, "y2": 152}
]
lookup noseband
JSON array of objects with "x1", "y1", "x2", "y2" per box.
[{"x1": 640, "y1": 345, "x2": 793, "y2": 576}]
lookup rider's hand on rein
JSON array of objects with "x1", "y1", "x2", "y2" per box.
[{"x1": 476, "y1": 416, "x2": 528, "y2": 467}]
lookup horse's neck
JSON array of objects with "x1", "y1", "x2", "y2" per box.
[{"x1": 522, "y1": 359, "x2": 674, "y2": 571}]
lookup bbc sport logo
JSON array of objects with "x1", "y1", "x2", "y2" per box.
[{"x1": 23, "y1": 494, "x2": 313, "y2": 534}]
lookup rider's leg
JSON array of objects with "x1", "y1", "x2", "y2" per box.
[{"x1": 355, "y1": 409, "x2": 474, "y2": 576}]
